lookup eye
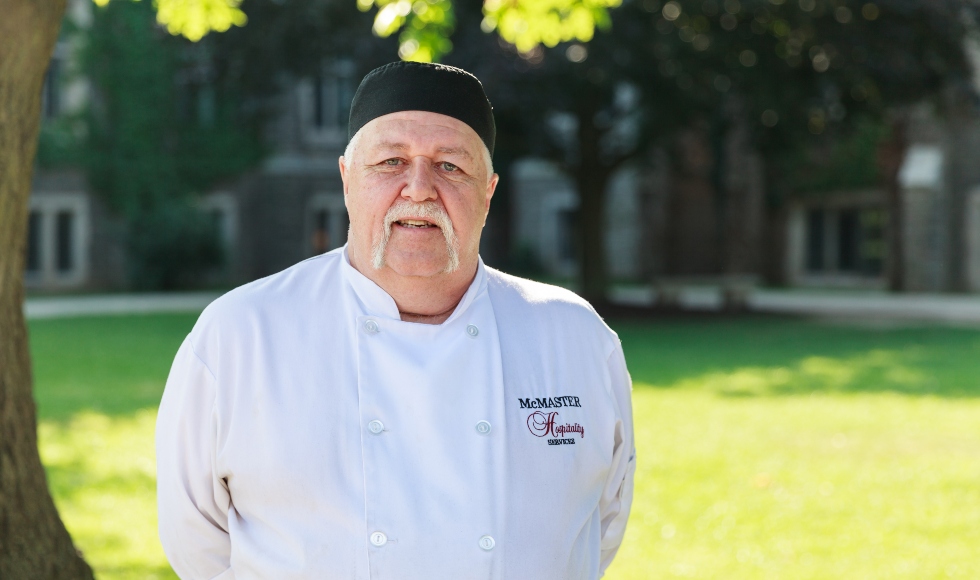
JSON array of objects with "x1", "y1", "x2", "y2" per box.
[
  {"x1": 383, "y1": 158, "x2": 402, "y2": 166},
  {"x1": 440, "y1": 162, "x2": 458, "y2": 172}
]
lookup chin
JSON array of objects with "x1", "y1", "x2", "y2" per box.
[
  {"x1": 386, "y1": 261, "x2": 451, "y2": 278},
  {"x1": 384, "y1": 250, "x2": 452, "y2": 277}
]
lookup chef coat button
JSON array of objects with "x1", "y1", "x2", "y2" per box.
[
  {"x1": 466, "y1": 324, "x2": 479, "y2": 337},
  {"x1": 368, "y1": 420, "x2": 385, "y2": 434},
  {"x1": 363, "y1": 319, "x2": 380, "y2": 334},
  {"x1": 475, "y1": 420, "x2": 491, "y2": 435},
  {"x1": 370, "y1": 531, "x2": 388, "y2": 547},
  {"x1": 479, "y1": 535, "x2": 495, "y2": 551}
]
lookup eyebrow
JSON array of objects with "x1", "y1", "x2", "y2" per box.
[
  {"x1": 374, "y1": 141, "x2": 409, "y2": 151},
  {"x1": 372, "y1": 142, "x2": 476, "y2": 162},
  {"x1": 437, "y1": 147, "x2": 474, "y2": 161}
]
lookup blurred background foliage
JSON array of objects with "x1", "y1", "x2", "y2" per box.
[
  {"x1": 481, "y1": 0, "x2": 623, "y2": 55},
  {"x1": 19, "y1": 1, "x2": 980, "y2": 576},
  {"x1": 82, "y1": 0, "x2": 264, "y2": 289},
  {"x1": 778, "y1": 114, "x2": 888, "y2": 195},
  {"x1": 150, "y1": 0, "x2": 248, "y2": 41},
  {"x1": 358, "y1": 0, "x2": 456, "y2": 62},
  {"x1": 35, "y1": 0, "x2": 980, "y2": 295}
]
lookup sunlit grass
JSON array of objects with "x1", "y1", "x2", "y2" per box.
[
  {"x1": 31, "y1": 314, "x2": 192, "y2": 580},
  {"x1": 605, "y1": 389, "x2": 980, "y2": 579},
  {"x1": 29, "y1": 314, "x2": 980, "y2": 579},
  {"x1": 39, "y1": 411, "x2": 176, "y2": 580}
]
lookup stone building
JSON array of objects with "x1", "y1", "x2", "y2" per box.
[
  {"x1": 509, "y1": 159, "x2": 644, "y2": 281},
  {"x1": 27, "y1": 0, "x2": 358, "y2": 292},
  {"x1": 783, "y1": 105, "x2": 980, "y2": 293},
  {"x1": 31, "y1": 79, "x2": 980, "y2": 297},
  {"x1": 25, "y1": 2, "x2": 980, "y2": 296}
]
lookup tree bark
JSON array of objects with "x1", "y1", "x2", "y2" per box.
[
  {"x1": 574, "y1": 86, "x2": 613, "y2": 305},
  {"x1": 879, "y1": 114, "x2": 908, "y2": 293},
  {"x1": 0, "y1": 0, "x2": 95, "y2": 577},
  {"x1": 665, "y1": 122, "x2": 718, "y2": 276}
]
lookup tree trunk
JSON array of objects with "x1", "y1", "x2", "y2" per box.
[
  {"x1": 575, "y1": 87, "x2": 612, "y2": 305},
  {"x1": 0, "y1": 0, "x2": 95, "y2": 577},
  {"x1": 879, "y1": 114, "x2": 908, "y2": 293},
  {"x1": 717, "y1": 100, "x2": 764, "y2": 277},
  {"x1": 637, "y1": 146, "x2": 669, "y2": 281},
  {"x1": 665, "y1": 122, "x2": 718, "y2": 276}
]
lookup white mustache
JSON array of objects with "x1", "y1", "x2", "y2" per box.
[{"x1": 371, "y1": 201, "x2": 460, "y2": 273}]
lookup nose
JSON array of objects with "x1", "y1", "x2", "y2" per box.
[{"x1": 401, "y1": 158, "x2": 439, "y2": 203}]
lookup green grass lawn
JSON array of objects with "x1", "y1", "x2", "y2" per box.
[{"x1": 30, "y1": 314, "x2": 980, "y2": 579}]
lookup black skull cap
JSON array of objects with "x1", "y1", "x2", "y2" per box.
[{"x1": 348, "y1": 61, "x2": 495, "y2": 156}]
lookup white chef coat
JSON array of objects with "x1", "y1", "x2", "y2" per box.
[{"x1": 156, "y1": 246, "x2": 635, "y2": 580}]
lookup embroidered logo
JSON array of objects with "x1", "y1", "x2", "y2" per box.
[
  {"x1": 518, "y1": 396, "x2": 581, "y2": 409},
  {"x1": 526, "y1": 411, "x2": 585, "y2": 446}
]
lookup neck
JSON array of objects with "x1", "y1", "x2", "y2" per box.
[{"x1": 348, "y1": 248, "x2": 477, "y2": 325}]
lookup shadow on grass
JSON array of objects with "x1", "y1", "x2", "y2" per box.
[
  {"x1": 28, "y1": 312, "x2": 980, "y2": 407},
  {"x1": 609, "y1": 315, "x2": 980, "y2": 398}
]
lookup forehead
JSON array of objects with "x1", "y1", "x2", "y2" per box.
[{"x1": 357, "y1": 111, "x2": 484, "y2": 156}]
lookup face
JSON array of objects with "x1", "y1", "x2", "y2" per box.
[{"x1": 340, "y1": 110, "x2": 498, "y2": 279}]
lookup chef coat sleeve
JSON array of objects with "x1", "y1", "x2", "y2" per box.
[
  {"x1": 599, "y1": 342, "x2": 636, "y2": 576},
  {"x1": 156, "y1": 337, "x2": 233, "y2": 579}
]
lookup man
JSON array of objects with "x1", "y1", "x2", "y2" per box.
[{"x1": 156, "y1": 62, "x2": 635, "y2": 580}]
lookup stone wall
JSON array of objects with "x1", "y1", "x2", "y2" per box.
[
  {"x1": 510, "y1": 158, "x2": 644, "y2": 281},
  {"x1": 965, "y1": 188, "x2": 980, "y2": 291},
  {"x1": 898, "y1": 143, "x2": 949, "y2": 292}
]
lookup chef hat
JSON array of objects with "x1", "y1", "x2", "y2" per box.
[{"x1": 347, "y1": 61, "x2": 496, "y2": 156}]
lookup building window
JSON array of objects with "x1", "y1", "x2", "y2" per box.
[
  {"x1": 310, "y1": 64, "x2": 354, "y2": 132},
  {"x1": 858, "y1": 209, "x2": 886, "y2": 275},
  {"x1": 310, "y1": 208, "x2": 349, "y2": 255},
  {"x1": 177, "y1": 81, "x2": 217, "y2": 127},
  {"x1": 311, "y1": 209, "x2": 330, "y2": 254},
  {"x1": 56, "y1": 210, "x2": 74, "y2": 273},
  {"x1": 197, "y1": 85, "x2": 216, "y2": 127},
  {"x1": 25, "y1": 192, "x2": 90, "y2": 288},
  {"x1": 805, "y1": 206, "x2": 885, "y2": 276},
  {"x1": 26, "y1": 211, "x2": 42, "y2": 274},
  {"x1": 198, "y1": 192, "x2": 238, "y2": 272},
  {"x1": 312, "y1": 77, "x2": 326, "y2": 129},
  {"x1": 805, "y1": 209, "x2": 825, "y2": 272},
  {"x1": 307, "y1": 193, "x2": 348, "y2": 256},
  {"x1": 838, "y1": 209, "x2": 859, "y2": 272},
  {"x1": 209, "y1": 207, "x2": 228, "y2": 248},
  {"x1": 42, "y1": 57, "x2": 61, "y2": 120},
  {"x1": 557, "y1": 208, "x2": 578, "y2": 263}
]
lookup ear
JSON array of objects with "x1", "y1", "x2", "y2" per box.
[
  {"x1": 339, "y1": 157, "x2": 349, "y2": 196},
  {"x1": 484, "y1": 173, "x2": 499, "y2": 213}
]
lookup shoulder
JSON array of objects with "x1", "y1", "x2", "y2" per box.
[
  {"x1": 188, "y1": 250, "x2": 344, "y2": 352},
  {"x1": 206, "y1": 250, "x2": 341, "y2": 318},
  {"x1": 486, "y1": 267, "x2": 591, "y2": 308},
  {"x1": 485, "y1": 267, "x2": 619, "y2": 352}
]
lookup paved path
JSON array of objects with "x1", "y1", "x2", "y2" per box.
[
  {"x1": 609, "y1": 287, "x2": 980, "y2": 325},
  {"x1": 753, "y1": 290, "x2": 980, "y2": 324},
  {"x1": 23, "y1": 288, "x2": 980, "y2": 326},
  {"x1": 24, "y1": 292, "x2": 221, "y2": 320}
]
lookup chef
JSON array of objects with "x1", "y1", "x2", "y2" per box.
[{"x1": 156, "y1": 61, "x2": 635, "y2": 580}]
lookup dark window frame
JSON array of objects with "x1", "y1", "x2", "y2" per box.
[
  {"x1": 55, "y1": 210, "x2": 74, "y2": 274},
  {"x1": 26, "y1": 211, "x2": 42, "y2": 274}
]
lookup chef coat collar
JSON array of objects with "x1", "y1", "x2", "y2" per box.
[{"x1": 341, "y1": 244, "x2": 488, "y2": 325}]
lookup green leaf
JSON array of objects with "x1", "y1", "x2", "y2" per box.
[
  {"x1": 92, "y1": 0, "x2": 247, "y2": 42},
  {"x1": 483, "y1": 0, "x2": 621, "y2": 54},
  {"x1": 362, "y1": 0, "x2": 455, "y2": 62}
]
